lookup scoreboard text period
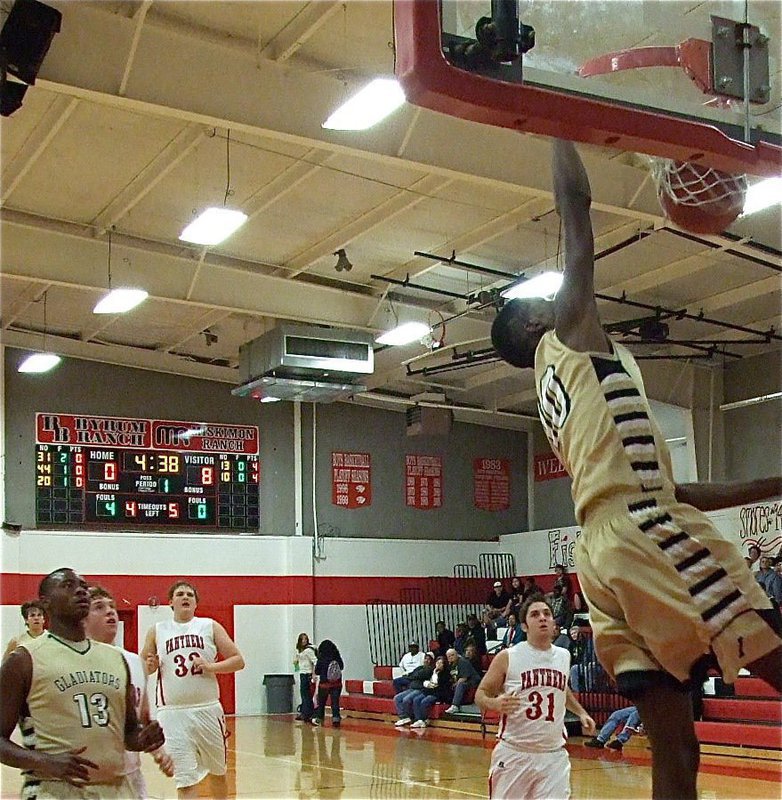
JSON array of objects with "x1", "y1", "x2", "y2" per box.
[{"x1": 35, "y1": 413, "x2": 260, "y2": 531}]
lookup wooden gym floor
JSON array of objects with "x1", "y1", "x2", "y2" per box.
[{"x1": 2, "y1": 715, "x2": 780, "y2": 798}]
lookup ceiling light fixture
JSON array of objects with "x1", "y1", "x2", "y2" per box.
[
  {"x1": 180, "y1": 129, "x2": 248, "y2": 245},
  {"x1": 501, "y1": 271, "x2": 564, "y2": 300},
  {"x1": 93, "y1": 228, "x2": 148, "y2": 314},
  {"x1": 323, "y1": 78, "x2": 406, "y2": 131},
  {"x1": 376, "y1": 321, "x2": 431, "y2": 346},
  {"x1": 741, "y1": 177, "x2": 782, "y2": 216},
  {"x1": 18, "y1": 290, "x2": 61, "y2": 374},
  {"x1": 334, "y1": 248, "x2": 353, "y2": 272}
]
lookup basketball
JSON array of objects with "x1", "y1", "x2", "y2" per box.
[{"x1": 657, "y1": 161, "x2": 748, "y2": 234}]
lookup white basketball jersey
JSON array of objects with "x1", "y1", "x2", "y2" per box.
[
  {"x1": 120, "y1": 648, "x2": 145, "y2": 774},
  {"x1": 497, "y1": 642, "x2": 571, "y2": 753},
  {"x1": 155, "y1": 617, "x2": 219, "y2": 708}
]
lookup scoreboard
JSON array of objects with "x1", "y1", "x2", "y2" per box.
[{"x1": 35, "y1": 413, "x2": 260, "y2": 531}]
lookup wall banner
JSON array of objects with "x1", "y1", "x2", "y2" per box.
[
  {"x1": 405, "y1": 454, "x2": 442, "y2": 510},
  {"x1": 331, "y1": 451, "x2": 371, "y2": 509},
  {"x1": 533, "y1": 452, "x2": 568, "y2": 482},
  {"x1": 473, "y1": 458, "x2": 510, "y2": 511}
]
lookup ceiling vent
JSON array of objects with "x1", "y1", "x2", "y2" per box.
[
  {"x1": 232, "y1": 324, "x2": 374, "y2": 403},
  {"x1": 406, "y1": 405, "x2": 454, "y2": 437}
]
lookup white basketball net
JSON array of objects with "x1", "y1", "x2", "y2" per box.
[{"x1": 650, "y1": 158, "x2": 747, "y2": 208}]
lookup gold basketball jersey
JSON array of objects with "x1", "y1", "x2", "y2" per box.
[
  {"x1": 21, "y1": 633, "x2": 128, "y2": 784},
  {"x1": 535, "y1": 331, "x2": 676, "y2": 524}
]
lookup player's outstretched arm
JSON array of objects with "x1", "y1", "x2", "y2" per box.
[
  {"x1": 551, "y1": 140, "x2": 606, "y2": 354},
  {"x1": 675, "y1": 477, "x2": 782, "y2": 512},
  {"x1": 2, "y1": 637, "x2": 19, "y2": 661}
]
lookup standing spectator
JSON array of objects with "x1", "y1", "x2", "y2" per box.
[
  {"x1": 393, "y1": 653, "x2": 434, "y2": 726},
  {"x1": 466, "y1": 614, "x2": 487, "y2": 656},
  {"x1": 567, "y1": 626, "x2": 587, "y2": 690},
  {"x1": 410, "y1": 656, "x2": 453, "y2": 728},
  {"x1": 553, "y1": 564, "x2": 573, "y2": 597},
  {"x1": 434, "y1": 621, "x2": 455, "y2": 656},
  {"x1": 3, "y1": 601, "x2": 46, "y2": 660},
  {"x1": 444, "y1": 648, "x2": 481, "y2": 714},
  {"x1": 485, "y1": 581, "x2": 512, "y2": 622},
  {"x1": 453, "y1": 623, "x2": 468, "y2": 655},
  {"x1": 500, "y1": 612, "x2": 524, "y2": 649},
  {"x1": 521, "y1": 576, "x2": 543, "y2": 603},
  {"x1": 765, "y1": 561, "x2": 782, "y2": 606},
  {"x1": 548, "y1": 584, "x2": 573, "y2": 630},
  {"x1": 294, "y1": 633, "x2": 318, "y2": 722},
  {"x1": 584, "y1": 706, "x2": 643, "y2": 751},
  {"x1": 392, "y1": 642, "x2": 425, "y2": 692},
  {"x1": 313, "y1": 639, "x2": 344, "y2": 728},
  {"x1": 755, "y1": 556, "x2": 775, "y2": 595},
  {"x1": 747, "y1": 544, "x2": 761, "y2": 568},
  {"x1": 508, "y1": 577, "x2": 524, "y2": 616}
]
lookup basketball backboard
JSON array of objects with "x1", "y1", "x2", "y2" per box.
[{"x1": 395, "y1": 0, "x2": 781, "y2": 176}]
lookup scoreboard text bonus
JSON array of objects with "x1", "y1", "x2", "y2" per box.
[{"x1": 35, "y1": 413, "x2": 260, "y2": 530}]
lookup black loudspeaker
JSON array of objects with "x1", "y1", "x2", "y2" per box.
[{"x1": 0, "y1": 0, "x2": 62, "y2": 85}]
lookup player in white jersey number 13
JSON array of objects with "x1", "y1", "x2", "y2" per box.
[
  {"x1": 141, "y1": 581, "x2": 244, "y2": 800},
  {"x1": 476, "y1": 598, "x2": 595, "y2": 800}
]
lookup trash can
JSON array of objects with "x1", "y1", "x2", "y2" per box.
[{"x1": 263, "y1": 673, "x2": 295, "y2": 713}]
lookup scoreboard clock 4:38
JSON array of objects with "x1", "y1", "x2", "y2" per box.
[{"x1": 35, "y1": 413, "x2": 260, "y2": 531}]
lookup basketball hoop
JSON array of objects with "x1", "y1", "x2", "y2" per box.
[{"x1": 651, "y1": 158, "x2": 748, "y2": 234}]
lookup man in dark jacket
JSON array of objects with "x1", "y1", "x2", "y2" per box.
[
  {"x1": 393, "y1": 653, "x2": 434, "y2": 726},
  {"x1": 444, "y1": 648, "x2": 481, "y2": 713}
]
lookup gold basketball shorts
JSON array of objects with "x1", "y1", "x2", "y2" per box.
[{"x1": 575, "y1": 498, "x2": 780, "y2": 687}]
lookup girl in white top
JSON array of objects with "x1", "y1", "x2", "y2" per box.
[
  {"x1": 476, "y1": 598, "x2": 595, "y2": 799},
  {"x1": 294, "y1": 633, "x2": 318, "y2": 722}
]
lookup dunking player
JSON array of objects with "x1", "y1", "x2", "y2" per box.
[
  {"x1": 0, "y1": 568, "x2": 165, "y2": 798},
  {"x1": 491, "y1": 139, "x2": 782, "y2": 798},
  {"x1": 3, "y1": 600, "x2": 46, "y2": 659},
  {"x1": 476, "y1": 597, "x2": 595, "y2": 799},
  {"x1": 84, "y1": 586, "x2": 174, "y2": 798},
  {"x1": 141, "y1": 580, "x2": 244, "y2": 799}
]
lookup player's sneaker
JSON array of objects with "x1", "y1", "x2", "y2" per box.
[{"x1": 395, "y1": 718, "x2": 412, "y2": 727}]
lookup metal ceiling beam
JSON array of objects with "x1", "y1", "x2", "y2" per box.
[
  {"x1": 91, "y1": 124, "x2": 209, "y2": 235},
  {"x1": 1, "y1": 213, "x2": 388, "y2": 330},
  {"x1": 285, "y1": 174, "x2": 453, "y2": 277},
  {"x1": 259, "y1": 1, "x2": 342, "y2": 62},
  {"x1": 3, "y1": 329, "x2": 237, "y2": 384},
  {"x1": 0, "y1": 283, "x2": 52, "y2": 329},
  {"x1": 696, "y1": 276, "x2": 782, "y2": 314},
  {"x1": 36, "y1": 3, "x2": 664, "y2": 222},
  {"x1": 161, "y1": 309, "x2": 234, "y2": 354},
  {"x1": 119, "y1": 0, "x2": 153, "y2": 96},
  {"x1": 1, "y1": 96, "x2": 79, "y2": 205}
]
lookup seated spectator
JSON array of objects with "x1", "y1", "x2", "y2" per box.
[
  {"x1": 500, "y1": 612, "x2": 524, "y2": 649},
  {"x1": 756, "y1": 556, "x2": 782, "y2": 605},
  {"x1": 567, "y1": 625, "x2": 586, "y2": 687},
  {"x1": 453, "y1": 623, "x2": 468, "y2": 655},
  {"x1": 392, "y1": 641, "x2": 425, "y2": 692},
  {"x1": 548, "y1": 584, "x2": 574, "y2": 630},
  {"x1": 584, "y1": 706, "x2": 643, "y2": 751},
  {"x1": 393, "y1": 653, "x2": 435, "y2": 726},
  {"x1": 465, "y1": 613, "x2": 487, "y2": 656},
  {"x1": 409, "y1": 656, "x2": 453, "y2": 728},
  {"x1": 521, "y1": 576, "x2": 543, "y2": 603},
  {"x1": 444, "y1": 648, "x2": 481, "y2": 714},
  {"x1": 766, "y1": 559, "x2": 782, "y2": 605},
  {"x1": 464, "y1": 642, "x2": 483, "y2": 676},
  {"x1": 480, "y1": 610, "x2": 498, "y2": 644},
  {"x1": 485, "y1": 581, "x2": 511, "y2": 622},
  {"x1": 434, "y1": 620, "x2": 455, "y2": 655}
]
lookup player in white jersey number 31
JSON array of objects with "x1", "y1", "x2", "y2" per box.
[{"x1": 476, "y1": 597, "x2": 595, "y2": 799}]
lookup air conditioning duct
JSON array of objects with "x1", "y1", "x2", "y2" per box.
[{"x1": 232, "y1": 324, "x2": 374, "y2": 403}]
